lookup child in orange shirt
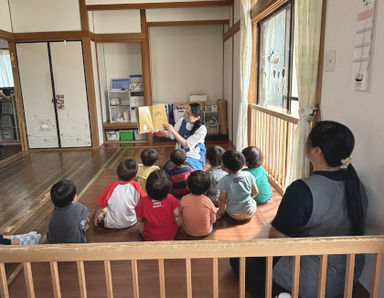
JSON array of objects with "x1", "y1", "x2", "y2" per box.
[{"x1": 179, "y1": 171, "x2": 217, "y2": 237}]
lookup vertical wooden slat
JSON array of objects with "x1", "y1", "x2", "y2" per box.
[
  {"x1": 158, "y1": 259, "x2": 166, "y2": 298},
  {"x1": 317, "y1": 255, "x2": 328, "y2": 298},
  {"x1": 23, "y1": 262, "x2": 36, "y2": 298},
  {"x1": 0, "y1": 263, "x2": 9, "y2": 298},
  {"x1": 343, "y1": 254, "x2": 355, "y2": 298},
  {"x1": 213, "y1": 258, "x2": 219, "y2": 298},
  {"x1": 50, "y1": 261, "x2": 61, "y2": 298},
  {"x1": 131, "y1": 260, "x2": 139, "y2": 298},
  {"x1": 273, "y1": 116, "x2": 277, "y2": 179},
  {"x1": 76, "y1": 261, "x2": 87, "y2": 298},
  {"x1": 265, "y1": 256, "x2": 273, "y2": 298},
  {"x1": 281, "y1": 121, "x2": 288, "y2": 187},
  {"x1": 278, "y1": 119, "x2": 284, "y2": 186},
  {"x1": 370, "y1": 253, "x2": 382, "y2": 298},
  {"x1": 185, "y1": 258, "x2": 192, "y2": 298},
  {"x1": 239, "y1": 257, "x2": 246, "y2": 298},
  {"x1": 291, "y1": 256, "x2": 300, "y2": 298},
  {"x1": 104, "y1": 260, "x2": 113, "y2": 298}
]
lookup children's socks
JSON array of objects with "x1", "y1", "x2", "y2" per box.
[{"x1": 11, "y1": 231, "x2": 41, "y2": 245}]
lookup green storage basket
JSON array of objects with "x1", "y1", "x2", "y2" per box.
[{"x1": 120, "y1": 130, "x2": 134, "y2": 141}]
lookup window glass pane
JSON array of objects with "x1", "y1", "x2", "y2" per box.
[
  {"x1": 0, "y1": 49, "x2": 14, "y2": 88},
  {"x1": 258, "y1": 8, "x2": 290, "y2": 110}
]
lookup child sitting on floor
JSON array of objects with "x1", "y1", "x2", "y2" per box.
[
  {"x1": 93, "y1": 159, "x2": 146, "y2": 229},
  {"x1": 204, "y1": 145, "x2": 227, "y2": 206},
  {"x1": 137, "y1": 148, "x2": 160, "y2": 192},
  {"x1": 1, "y1": 232, "x2": 41, "y2": 245},
  {"x1": 48, "y1": 179, "x2": 90, "y2": 243},
  {"x1": 217, "y1": 150, "x2": 258, "y2": 221},
  {"x1": 179, "y1": 171, "x2": 217, "y2": 237},
  {"x1": 165, "y1": 149, "x2": 194, "y2": 198},
  {"x1": 242, "y1": 146, "x2": 272, "y2": 204},
  {"x1": 135, "y1": 170, "x2": 181, "y2": 241}
]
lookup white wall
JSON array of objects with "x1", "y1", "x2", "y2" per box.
[
  {"x1": 91, "y1": 41, "x2": 104, "y2": 146},
  {"x1": 96, "y1": 43, "x2": 108, "y2": 122},
  {"x1": 232, "y1": 32, "x2": 240, "y2": 147},
  {"x1": 321, "y1": 0, "x2": 384, "y2": 294},
  {"x1": 149, "y1": 25, "x2": 223, "y2": 104},
  {"x1": 146, "y1": 7, "x2": 229, "y2": 22},
  {"x1": 92, "y1": 10, "x2": 141, "y2": 33},
  {"x1": 0, "y1": 0, "x2": 12, "y2": 32},
  {"x1": 9, "y1": 0, "x2": 81, "y2": 32},
  {"x1": 223, "y1": 39, "x2": 232, "y2": 139}
]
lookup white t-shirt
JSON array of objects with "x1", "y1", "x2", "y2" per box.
[{"x1": 170, "y1": 118, "x2": 207, "y2": 160}]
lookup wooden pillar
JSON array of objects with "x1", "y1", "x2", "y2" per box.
[
  {"x1": 140, "y1": 9, "x2": 154, "y2": 143},
  {"x1": 8, "y1": 42, "x2": 28, "y2": 151}
]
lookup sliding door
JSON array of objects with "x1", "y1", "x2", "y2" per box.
[
  {"x1": 16, "y1": 43, "x2": 59, "y2": 148},
  {"x1": 50, "y1": 41, "x2": 91, "y2": 147}
]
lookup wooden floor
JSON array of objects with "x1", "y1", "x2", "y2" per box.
[
  {"x1": 0, "y1": 144, "x2": 21, "y2": 162},
  {"x1": 1, "y1": 141, "x2": 283, "y2": 298}
]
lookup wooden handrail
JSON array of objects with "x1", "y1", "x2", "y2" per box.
[
  {"x1": 250, "y1": 104, "x2": 298, "y2": 124},
  {"x1": 1, "y1": 236, "x2": 384, "y2": 263}
]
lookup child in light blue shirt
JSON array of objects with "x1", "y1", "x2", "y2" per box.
[
  {"x1": 242, "y1": 146, "x2": 272, "y2": 204},
  {"x1": 217, "y1": 150, "x2": 258, "y2": 221}
]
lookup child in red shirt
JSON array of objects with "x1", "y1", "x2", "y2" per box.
[
  {"x1": 135, "y1": 170, "x2": 181, "y2": 241},
  {"x1": 179, "y1": 171, "x2": 217, "y2": 237}
]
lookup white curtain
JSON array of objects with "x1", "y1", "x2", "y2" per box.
[
  {"x1": 236, "y1": 0, "x2": 252, "y2": 151},
  {"x1": 285, "y1": 0, "x2": 323, "y2": 186},
  {"x1": 0, "y1": 49, "x2": 14, "y2": 88}
]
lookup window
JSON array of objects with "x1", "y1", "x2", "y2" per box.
[
  {"x1": 0, "y1": 49, "x2": 14, "y2": 88},
  {"x1": 257, "y1": 2, "x2": 298, "y2": 117}
]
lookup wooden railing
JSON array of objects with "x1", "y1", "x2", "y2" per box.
[
  {"x1": 1, "y1": 236, "x2": 384, "y2": 298},
  {"x1": 248, "y1": 104, "x2": 299, "y2": 194}
]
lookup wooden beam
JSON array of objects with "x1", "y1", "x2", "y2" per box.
[
  {"x1": 89, "y1": 32, "x2": 145, "y2": 43},
  {"x1": 13, "y1": 31, "x2": 87, "y2": 42},
  {"x1": 140, "y1": 10, "x2": 154, "y2": 143},
  {"x1": 86, "y1": 1, "x2": 233, "y2": 11},
  {"x1": 148, "y1": 20, "x2": 229, "y2": 27},
  {"x1": 8, "y1": 42, "x2": 28, "y2": 151},
  {"x1": 0, "y1": 29, "x2": 13, "y2": 41},
  {"x1": 251, "y1": 0, "x2": 288, "y2": 22},
  {"x1": 82, "y1": 37, "x2": 100, "y2": 148},
  {"x1": 79, "y1": 0, "x2": 90, "y2": 32},
  {"x1": 223, "y1": 20, "x2": 239, "y2": 42}
]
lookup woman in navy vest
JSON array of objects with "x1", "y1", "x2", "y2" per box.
[
  {"x1": 230, "y1": 121, "x2": 367, "y2": 298},
  {"x1": 161, "y1": 103, "x2": 207, "y2": 170}
]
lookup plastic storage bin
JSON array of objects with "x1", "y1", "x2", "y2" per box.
[
  {"x1": 2, "y1": 128, "x2": 15, "y2": 140},
  {"x1": 120, "y1": 130, "x2": 134, "y2": 141},
  {"x1": 134, "y1": 130, "x2": 146, "y2": 140},
  {"x1": 106, "y1": 130, "x2": 119, "y2": 141}
]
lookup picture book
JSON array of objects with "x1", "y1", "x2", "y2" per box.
[{"x1": 137, "y1": 104, "x2": 168, "y2": 133}]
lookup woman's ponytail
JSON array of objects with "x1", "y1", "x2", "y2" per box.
[{"x1": 345, "y1": 164, "x2": 365, "y2": 235}]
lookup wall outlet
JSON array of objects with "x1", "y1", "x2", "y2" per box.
[{"x1": 324, "y1": 50, "x2": 336, "y2": 72}]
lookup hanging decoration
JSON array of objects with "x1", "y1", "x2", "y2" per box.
[{"x1": 351, "y1": 0, "x2": 376, "y2": 91}]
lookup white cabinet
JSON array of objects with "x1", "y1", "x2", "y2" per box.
[
  {"x1": 16, "y1": 41, "x2": 91, "y2": 148},
  {"x1": 108, "y1": 89, "x2": 130, "y2": 123}
]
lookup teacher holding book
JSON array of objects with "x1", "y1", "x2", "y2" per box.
[{"x1": 160, "y1": 103, "x2": 207, "y2": 170}]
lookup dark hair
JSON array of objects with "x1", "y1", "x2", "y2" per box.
[
  {"x1": 308, "y1": 121, "x2": 365, "y2": 235},
  {"x1": 187, "y1": 170, "x2": 211, "y2": 195},
  {"x1": 146, "y1": 170, "x2": 172, "y2": 201},
  {"x1": 222, "y1": 150, "x2": 245, "y2": 172},
  {"x1": 141, "y1": 148, "x2": 158, "y2": 166},
  {"x1": 50, "y1": 179, "x2": 77, "y2": 208},
  {"x1": 206, "y1": 145, "x2": 225, "y2": 167},
  {"x1": 117, "y1": 159, "x2": 138, "y2": 181},
  {"x1": 242, "y1": 146, "x2": 264, "y2": 168},
  {"x1": 170, "y1": 149, "x2": 186, "y2": 166},
  {"x1": 189, "y1": 103, "x2": 204, "y2": 135}
]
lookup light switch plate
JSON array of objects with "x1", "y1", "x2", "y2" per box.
[{"x1": 324, "y1": 50, "x2": 336, "y2": 72}]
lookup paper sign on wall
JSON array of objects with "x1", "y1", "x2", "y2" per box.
[{"x1": 351, "y1": 0, "x2": 376, "y2": 91}]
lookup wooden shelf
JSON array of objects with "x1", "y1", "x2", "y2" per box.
[
  {"x1": 104, "y1": 139, "x2": 146, "y2": 144},
  {"x1": 103, "y1": 121, "x2": 138, "y2": 129}
]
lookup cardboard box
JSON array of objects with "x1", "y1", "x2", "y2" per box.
[{"x1": 189, "y1": 94, "x2": 207, "y2": 102}]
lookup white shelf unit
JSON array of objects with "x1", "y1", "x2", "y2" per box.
[
  {"x1": 0, "y1": 98, "x2": 20, "y2": 143},
  {"x1": 107, "y1": 90, "x2": 130, "y2": 123}
]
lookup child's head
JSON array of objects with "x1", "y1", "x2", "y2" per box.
[
  {"x1": 222, "y1": 150, "x2": 245, "y2": 173},
  {"x1": 146, "y1": 170, "x2": 172, "y2": 201},
  {"x1": 242, "y1": 146, "x2": 264, "y2": 169},
  {"x1": 117, "y1": 159, "x2": 138, "y2": 181},
  {"x1": 170, "y1": 149, "x2": 186, "y2": 166},
  {"x1": 206, "y1": 145, "x2": 225, "y2": 167},
  {"x1": 50, "y1": 179, "x2": 77, "y2": 208},
  {"x1": 141, "y1": 148, "x2": 158, "y2": 166},
  {"x1": 187, "y1": 170, "x2": 211, "y2": 195}
]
